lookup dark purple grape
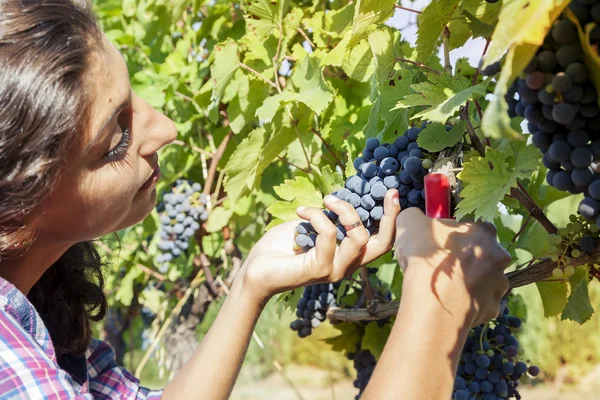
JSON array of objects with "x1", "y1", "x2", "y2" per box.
[
  {"x1": 551, "y1": 72, "x2": 572, "y2": 93},
  {"x1": 526, "y1": 71, "x2": 545, "y2": 90},
  {"x1": 552, "y1": 103, "x2": 577, "y2": 124}
]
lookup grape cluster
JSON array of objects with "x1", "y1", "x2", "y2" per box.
[
  {"x1": 294, "y1": 123, "x2": 435, "y2": 252},
  {"x1": 568, "y1": 0, "x2": 600, "y2": 51},
  {"x1": 507, "y1": 16, "x2": 600, "y2": 226},
  {"x1": 156, "y1": 180, "x2": 209, "y2": 273},
  {"x1": 348, "y1": 346, "x2": 377, "y2": 400},
  {"x1": 546, "y1": 214, "x2": 599, "y2": 277},
  {"x1": 453, "y1": 308, "x2": 539, "y2": 400},
  {"x1": 289, "y1": 282, "x2": 340, "y2": 338}
]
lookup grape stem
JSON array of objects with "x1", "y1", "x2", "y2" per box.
[
  {"x1": 442, "y1": 27, "x2": 452, "y2": 72},
  {"x1": 394, "y1": 58, "x2": 442, "y2": 75},
  {"x1": 203, "y1": 131, "x2": 233, "y2": 196},
  {"x1": 277, "y1": 156, "x2": 310, "y2": 173},
  {"x1": 238, "y1": 63, "x2": 279, "y2": 89},
  {"x1": 394, "y1": 4, "x2": 422, "y2": 13},
  {"x1": 359, "y1": 266, "x2": 375, "y2": 302},
  {"x1": 510, "y1": 214, "x2": 532, "y2": 245}
]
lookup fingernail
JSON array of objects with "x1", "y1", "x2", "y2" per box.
[
  {"x1": 392, "y1": 191, "x2": 400, "y2": 206},
  {"x1": 296, "y1": 206, "x2": 307, "y2": 212},
  {"x1": 325, "y1": 195, "x2": 339, "y2": 202}
]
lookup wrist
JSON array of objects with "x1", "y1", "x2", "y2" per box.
[
  {"x1": 400, "y1": 259, "x2": 477, "y2": 327},
  {"x1": 231, "y1": 262, "x2": 273, "y2": 308}
]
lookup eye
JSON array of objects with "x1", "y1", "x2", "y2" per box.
[{"x1": 104, "y1": 110, "x2": 132, "y2": 161}]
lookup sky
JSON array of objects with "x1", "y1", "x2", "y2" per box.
[{"x1": 386, "y1": 0, "x2": 488, "y2": 67}]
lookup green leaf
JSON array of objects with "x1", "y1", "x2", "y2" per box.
[
  {"x1": 463, "y1": 10, "x2": 496, "y2": 39},
  {"x1": 256, "y1": 55, "x2": 335, "y2": 120},
  {"x1": 291, "y1": 54, "x2": 336, "y2": 115},
  {"x1": 517, "y1": 221, "x2": 549, "y2": 259},
  {"x1": 536, "y1": 281, "x2": 568, "y2": 318},
  {"x1": 368, "y1": 28, "x2": 401, "y2": 85},
  {"x1": 342, "y1": 38, "x2": 375, "y2": 82},
  {"x1": 361, "y1": 322, "x2": 392, "y2": 360},
  {"x1": 417, "y1": 121, "x2": 466, "y2": 153},
  {"x1": 351, "y1": 0, "x2": 396, "y2": 44},
  {"x1": 267, "y1": 176, "x2": 323, "y2": 224},
  {"x1": 394, "y1": 73, "x2": 490, "y2": 123},
  {"x1": 205, "y1": 207, "x2": 234, "y2": 233},
  {"x1": 211, "y1": 39, "x2": 240, "y2": 97},
  {"x1": 370, "y1": 69, "x2": 412, "y2": 143},
  {"x1": 311, "y1": 165, "x2": 344, "y2": 195},
  {"x1": 456, "y1": 144, "x2": 539, "y2": 221},
  {"x1": 321, "y1": 32, "x2": 351, "y2": 67},
  {"x1": 562, "y1": 266, "x2": 595, "y2": 324},
  {"x1": 324, "y1": 323, "x2": 363, "y2": 354},
  {"x1": 415, "y1": 0, "x2": 462, "y2": 62},
  {"x1": 223, "y1": 127, "x2": 266, "y2": 202},
  {"x1": 227, "y1": 76, "x2": 269, "y2": 133}
]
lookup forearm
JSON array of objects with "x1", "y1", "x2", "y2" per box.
[
  {"x1": 362, "y1": 266, "x2": 474, "y2": 400},
  {"x1": 162, "y1": 273, "x2": 268, "y2": 400}
]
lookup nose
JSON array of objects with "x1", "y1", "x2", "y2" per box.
[{"x1": 137, "y1": 97, "x2": 178, "y2": 157}]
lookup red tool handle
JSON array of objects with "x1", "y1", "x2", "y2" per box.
[{"x1": 424, "y1": 173, "x2": 452, "y2": 219}]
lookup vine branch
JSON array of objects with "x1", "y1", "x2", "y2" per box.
[
  {"x1": 239, "y1": 62, "x2": 278, "y2": 89},
  {"x1": 328, "y1": 244, "x2": 600, "y2": 323},
  {"x1": 394, "y1": 4, "x2": 422, "y2": 13},
  {"x1": 311, "y1": 128, "x2": 344, "y2": 170}
]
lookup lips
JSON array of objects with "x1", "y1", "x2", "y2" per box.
[{"x1": 140, "y1": 165, "x2": 161, "y2": 190}]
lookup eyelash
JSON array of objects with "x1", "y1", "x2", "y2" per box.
[{"x1": 105, "y1": 115, "x2": 132, "y2": 161}]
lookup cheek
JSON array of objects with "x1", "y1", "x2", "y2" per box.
[{"x1": 36, "y1": 168, "x2": 141, "y2": 242}]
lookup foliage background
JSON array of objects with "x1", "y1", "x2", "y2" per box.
[{"x1": 90, "y1": 0, "x2": 600, "y2": 397}]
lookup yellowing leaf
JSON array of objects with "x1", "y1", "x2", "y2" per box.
[{"x1": 484, "y1": 0, "x2": 570, "y2": 67}]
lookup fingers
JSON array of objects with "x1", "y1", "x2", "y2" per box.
[
  {"x1": 362, "y1": 189, "x2": 400, "y2": 263},
  {"x1": 324, "y1": 195, "x2": 370, "y2": 279},
  {"x1": 324, "y1": 195, "x2": 369, "y2": 247},
  {"x1": 296, "y1": 206, "x2": 337, "y2": 270}
]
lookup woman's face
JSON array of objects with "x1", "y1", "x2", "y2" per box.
[{"x1": 33, "y1": 35, "x2": 177, "y2": 245}]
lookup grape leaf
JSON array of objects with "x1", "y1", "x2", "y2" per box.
[
  {"x1": 456, "y1": 143, "x2": 539, "y2": 221},
  {"x1": 517, "y1": 221, "x2": 549, "y2": 259},
  {"x1": 256, "y1": 55, "x2": 335, "y2": 120},
  {"x1": 393, "y1": 73, "x2": 490, "y2": 123},
  {"x1": 311, "y1": 165, "x2": 344, "y2": 195},
  {"x1": 351, "y1": 0, "x2": 396, "y2": 44},
  {"x1": 267, "y1": 176, "x2": 323, "y2": 225},
  {"x1": 415, "y1": 0, "x2": 462, "y2": 62},
  {"x1": 324, "y1": 323, "x2": 363, "y2": 354},
  {"x1": 210, "y1": 39, "x2": 240, "y2": 97},
  {"x1": 417, "y1": 121, "x2": 466, "y2": 153},
  {"x1": 321, "y1": 32, "x2": 352, "y2": 67},
  {"x1": 227, "y1": 76, "x2": 269, "y2": 134},
  {"x1": 562, "y1": 266, "x2": 594, "y2": 324},
  {"x1": 205, "y1": 207, "x2": 234, "y2": 233},
  {"x1": 368, "y1": 28, "x2": 400, "y2": 85},
  {"x1": 342, "y1": 38, "x2": 375, "y2": 82},
  {"x1": 536, "y1": 281, "x2": 568, "y2": 318},
  {"x1": 361, "y1": 322, "x2": 392, "y2": 360},
  {"x1": 223, "y1": 128, "x2": 266, "y2": 202}
]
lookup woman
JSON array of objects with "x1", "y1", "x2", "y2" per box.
[{"x1": 0, "y1": 1, "x2": 511, "y2": 399}]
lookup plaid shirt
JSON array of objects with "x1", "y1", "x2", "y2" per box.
[{"x1": 0, "y1": 276, "x2": 163, "y2": 399}]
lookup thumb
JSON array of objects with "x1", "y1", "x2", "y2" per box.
[{"x1": 395, "y1": 207, "x2": 426, "y2": 269}]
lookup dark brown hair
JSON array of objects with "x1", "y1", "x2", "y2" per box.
[{"x1": 0, "y1": 0, "x2": 108, "y2": 357}]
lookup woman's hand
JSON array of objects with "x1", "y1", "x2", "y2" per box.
[
  {"x1": 238, "y1": 189, "x2": 401, "y2": 303},
  {"x1": 394, "y1": 207, "x2": 512, "y2": 327}
]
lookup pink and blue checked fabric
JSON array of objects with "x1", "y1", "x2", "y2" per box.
[{"x1": 0, "y1": 276, "x2": 163, "y2": 399}]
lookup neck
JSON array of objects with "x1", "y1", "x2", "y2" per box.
[{"x1": 0, "y1": 236, "x2": 71, "y2": 295}]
